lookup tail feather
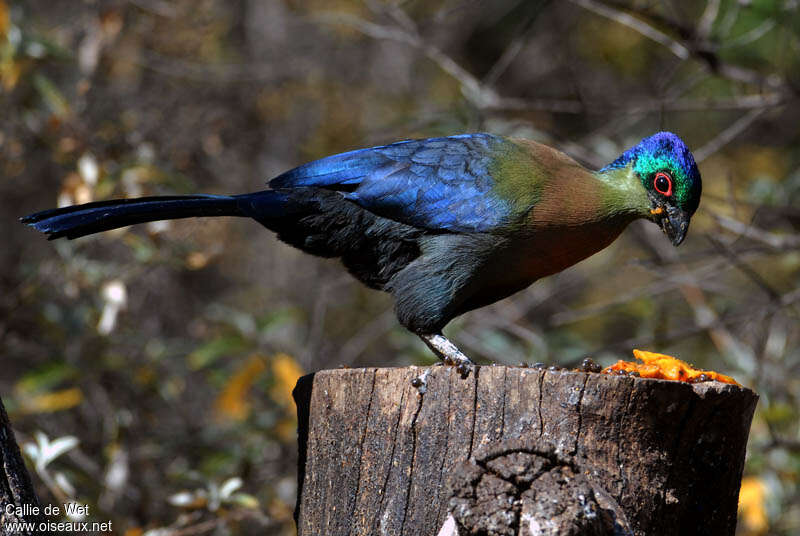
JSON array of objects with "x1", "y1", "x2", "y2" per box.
[
  {"x1": 22, "y1": 187, "x2": 423, "y2": 292},
  {"x1": 21, "y1": 193, "x2": 272, "y2": 240}
]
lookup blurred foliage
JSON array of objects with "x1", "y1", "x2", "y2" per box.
[{"x1": 1, "y1": 0, "x2": 799, "y2": 534}]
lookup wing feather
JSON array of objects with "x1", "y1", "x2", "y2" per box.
[{"x1": 269, "y1": 133, "x2": 513, "y2": 233}]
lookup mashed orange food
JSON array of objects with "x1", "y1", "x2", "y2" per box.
[{"x1": 603, "y1": 349, "x2": 739, "y2": 386}]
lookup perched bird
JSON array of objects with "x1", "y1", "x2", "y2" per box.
[{"x1": 22, "y1": 132, "x2": 701, "y2": 369}]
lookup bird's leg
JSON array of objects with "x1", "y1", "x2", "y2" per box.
[{"x1": 418, "y1": 333, "x2": 474, "y2": 377}]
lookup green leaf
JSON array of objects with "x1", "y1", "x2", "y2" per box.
[
  {"x1": 16, "y1": 362, "x2": 78, "y2": 394},
  {"x1": 187, "y1": 335, "x2": 249, "y2": 369},
  {"x1": 33, "y1": 73, "x2": 69, "y2": 118}
]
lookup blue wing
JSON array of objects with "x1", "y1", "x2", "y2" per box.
[{"x1": 268, "y1": 133, "x2": 513, "y2": 233}]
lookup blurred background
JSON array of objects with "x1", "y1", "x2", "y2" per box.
[{"x1": 2, "y1": 0, "x2": 799, "y2": 534}]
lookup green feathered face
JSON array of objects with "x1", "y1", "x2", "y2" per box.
[{"x1": 603, "y1": 132, "x2": 702, "y2": 246}]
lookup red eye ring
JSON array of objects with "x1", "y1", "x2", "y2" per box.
[{"x1": 654, "y1": 172, "x2": 673, "y2": 196}]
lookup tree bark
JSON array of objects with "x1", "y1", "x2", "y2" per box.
[
  {"x1": 293, "y1": 365, "x2": 758, "y2": 536},
  {"x1": 0, "y1": 395, "x2": 45, "y2": 536}
]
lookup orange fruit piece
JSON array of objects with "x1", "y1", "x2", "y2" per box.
[{"x1": 603, "y1": 349, "x2": 739, "y2": 386}]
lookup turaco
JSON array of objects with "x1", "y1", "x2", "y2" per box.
[{"x1": 23, "y1": 132, "x2": 702, "y2": 370}]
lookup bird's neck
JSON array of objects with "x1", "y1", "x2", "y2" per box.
[{"x1": 593, "y1": 163, "x2": 651, "y2": 221}]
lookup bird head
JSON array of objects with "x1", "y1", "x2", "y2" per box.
[{"x1": 602, "y1": 132, "x2": 702, "y2": 246}]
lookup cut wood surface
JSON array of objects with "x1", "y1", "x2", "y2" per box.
[{"x1": 293, "y1": 365, "x2": 758, "y2": 536}]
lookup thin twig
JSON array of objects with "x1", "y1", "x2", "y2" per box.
[
  {"x1": 550, "y1": 260, "x2": 733, "y2": 326},
  {"x1": 485, "y1": 93, "x2": 790, "y2": 114},
  {"x1": 568, "y1": 0, "x2": 690, "y2": 59},
  {"x1": 590, "y1": 292, "x2": 798, "y2": 356},
  {"x1": 570, "y1": 0, "x2": 788, "y2": 91},
  {"x1": 697, "y1": 0, "x2": 720, "y2": 39},
  {"x1": 716, "y1": 2, "x2": 740, "y2": 37},
  {"x1": 127, "y1": 0, "x2": 178, "y2": 18},
  {"x1": 693, "y1": 107, "x2": 768, "y2": 162},
  {"x1": 721, "y1": 19, "x2": 776, "y2": 49},
  {"x1": 707, "y1": 237, "x2": 782, "y2": 301},
  {"x1": 623, "y1": 93, "x2": 786, "y2": 113},
  {"x1": 317, "y1": 12, "x2": 793, "y2": 117},
  {"x1": 712, "y1": 213, "x2": 800, "y2": 249},
  {"x1": 482, "y1": 4, "x2": 548, "y2": 88},
  {"x1": 337, "y1": 308, "x2": 397, "y2": 365},
  {"x1": 637, "y1": 224, "x2": 757, "y2": 373}
]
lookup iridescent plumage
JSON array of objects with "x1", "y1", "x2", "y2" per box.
[
  {"x1": 22, "y1": 131, "x2": 702, "y2": 368},
  {"x1": 602, "y1": 131, "x2": 701, "y2": 216}
]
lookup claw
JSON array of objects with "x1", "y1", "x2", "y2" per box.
[{"x1": 418, "y1": 333, "x2": 475, "y2": 378}]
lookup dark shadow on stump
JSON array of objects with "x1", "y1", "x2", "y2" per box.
[{"x1": 292, "y1": 372, "x2": 316, "y2": 525}]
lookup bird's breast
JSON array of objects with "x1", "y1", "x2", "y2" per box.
[
  {"x1": 505, "y1": 165, "x2": 636, "y2": 278},
  {"x1": 512, "y1": 219, "x2": 630, "y2": 281}
]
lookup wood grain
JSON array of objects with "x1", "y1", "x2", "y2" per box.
[{"x1": 294, "y1": 366, "x2": 757, "y2": 536}]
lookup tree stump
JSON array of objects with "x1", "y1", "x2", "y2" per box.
[
  {"x1": 293, "y1": 366, "x2": 758, "y2": 536},
  {"x1": 0, "y1": 395, "x2": 46, "y2": 536}
]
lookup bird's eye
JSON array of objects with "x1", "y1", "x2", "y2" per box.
[{"x1": 654, "y1": 172, "x2": 673, "y2": 196}]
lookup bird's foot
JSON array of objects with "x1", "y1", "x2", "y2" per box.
[{"x1": 418, "y1": 333, "x2": 474, "y2": 378}]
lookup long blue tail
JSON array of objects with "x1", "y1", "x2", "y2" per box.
[{"x1": 21, "y1": 191, "x2": 287, "y2": 240}]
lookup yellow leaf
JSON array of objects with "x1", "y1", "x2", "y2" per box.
[
  {"x1": 213, "y1": 354, "x2": 266, "y2": 422},
  {"x1": 1, "y1": 57, "x2": 20, "y2": 91},
  {"x1": 738, "y1": 476, "x2": 768, "y2": 535},
  {"x1": 270, "y1": 353, "x2": 304, "y2": 407},
  {"x1": 21, "y1": 388, "x2": 83, "y2": 414},
  {"x1": 186, "y1": 251, "x2": 210, "y2": 269},
  {"x1": 0, "y1": 1, "x2": 8, "y2": 36},
  {"x1": 134, "y1": 365, "x2": 156, "y2": 386}
]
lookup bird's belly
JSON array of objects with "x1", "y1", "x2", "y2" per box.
[
  {"x1": 389, "y1": 220, "x2": 629, "y2": 332},
  {"x1": 453, "y1": 222, "x2": 626, "y2": 314},
  {"x1": 516, "y1": 221, "x2": 629, "y2": 280}
]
